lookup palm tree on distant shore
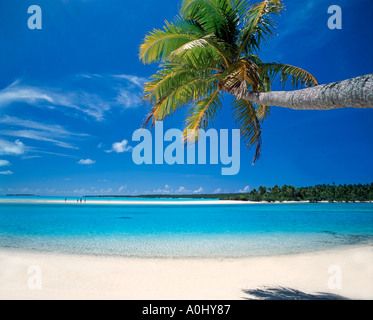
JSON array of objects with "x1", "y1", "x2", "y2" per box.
[{"x1": 140, "y1": 0, "x2": 373, "y2": 162}]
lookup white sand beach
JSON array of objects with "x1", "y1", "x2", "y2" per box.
[
  {"x1": 0, "y1": 199, "x2": 370, "y2": 205},
  {"x1": 1, "y1": 245, "x2": 372, "y2": 300},
  {"x1": 0, "y1": 199, "x2": 263, "y2": 205}
]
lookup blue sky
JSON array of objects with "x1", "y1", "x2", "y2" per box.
[{"x1": 0, "y1": 0, "x2": 372, "y2": 196}]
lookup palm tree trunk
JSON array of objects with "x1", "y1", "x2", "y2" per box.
[{"x1": 239, "y1": 74, "x2": 373, "y2": 110}]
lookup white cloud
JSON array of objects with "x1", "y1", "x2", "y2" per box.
[
  {"x1": 77, "y1": 159, "x2": 95, "y2": 165},
  {"x1": 118, "y1": 185, "x2": 127, "y2": 192},
  {"x1": 0, "y1": 170, "x2": 13, "y2": 175},
  {"x1": 177, "y1": 186, "x2": 194, "y2": 193},
  {"x1": 0, "y1": 139, "x2": 25, "y2": 156},
  {"x1": 105, "y1": 139, "x2": 132, "y2": 153},
  {"x1": 213, "y1": 188, "x2": 222, "y2": 194},
  {"x1": 153, "y1": 185, "x2": 172, "y2": 194},
  {"x1": 239, "y1": 186, "x2": 250, "y2": 193},
  {"x1": 193, "y1": 187, "x2": 204, "y2": 194},
  {"x1": 0, "y1": 160, "x2": 11, "y2": 167}
]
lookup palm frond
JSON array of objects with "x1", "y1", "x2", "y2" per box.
[
  {"x1": 232, "y1": 99, "x2": 263, "y2": 163},
  {"x1": 180, "y1": 0, "x2": 240, "y2": 45},
  {"x1": 220, "y1": 59, "x2": 261, "y2": 97},
  {"x1": 140, "y1": 0, "x2": 320, "y2": 165},
  {"x1": 258, "y1": 62, "x2": 319, "y2": 89},
  {"x1": 143, "y1": 64, "x2": 194, "y2": 104},
  {"x1": 247, "y1": 54, "x2": 264, "y2": 65},
  {"x1": 140, "y1": 20, "x2": 206, "y2": 64},
  {"x1": 183, "y1": 89, "x2": 222, "y2": 141},
  {"x1": 169, "y1": 34, "x2": 233, "y2": 68},
  {"x1": 237, "y1": 0, "x2": 284, "y2": 58},
  {"x1": 144, "y1": 74, "x2": 218, "y2": 127},
  {"x1": 256, "y1": 104, "x2": 271, "y2": 120},
  {"x1": 230, "y1": 0, "x2": 252, "y2": 21}
]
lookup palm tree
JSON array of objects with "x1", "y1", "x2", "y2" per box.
[{"x1": 139, "y1": 0, "x2": 373, "y2": 163}]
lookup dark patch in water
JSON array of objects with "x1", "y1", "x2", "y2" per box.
[
  {"x1": 322, "y1": 231, "x2": 373, "y2": 245},
  {"x1": 118, "y1": 217, "x2": 132, "y2": 220}
]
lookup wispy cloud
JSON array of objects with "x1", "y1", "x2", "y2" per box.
[
  {"x1": 115, "y1": 89, "x2": 143, "y2": 109},
  {"x1": 113, "y1": 74, "x2": 147, "y2": 88},
  {"x1": 0, "y1": 130, "x2": 79, "y2": 150},
  {"x1": 0, "y1": 74, "x2": 147, "y2": 121},
  {"x1": 0, "y1": 116, "x2": 82, "y2": 136},
  {"x1": 0, "y1": 116, "x2": 88, "y2": 150},
  {"x1": 0, "y1": 80, "x2": 54, "y2": 106},
  {"x1": 26, "y1": 150, "x2": 77, "y2": 159},
  {"x1": 0, "y1": 170, "x2": 13, "y2": 175}
]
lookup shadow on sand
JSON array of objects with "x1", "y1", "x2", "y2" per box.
[{"x1": 243, "y1": 286, "x2": 349, "y2": 300}]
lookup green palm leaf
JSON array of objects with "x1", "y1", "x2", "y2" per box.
[
  {"x1": 140, "y1": 0, "x2": 319, "y2": 164},
  {"x1": 143, "y1": 64, "x2": 192, "y2": 104},
  {"x1": 140, "y1": 20, "x2": 206, "y2": 64},
  {"x1": 180, "y1": 0, "x2": 240, "y2": 45},
  {"x1": 144, "y1": 72, "x2": 217, "y2": 127},
  {"x1": 183, "y1": 89, "x2": 222, "y2": 141},
  {"x1": 258, "y1": 63, "x2": 319, "y2": 89},
  {"x1": 169, "y1": 34, "x2": 233, "y2": 68},
  {"x1": 237, "y1": 0, "x2": 284, "y2": 58},
  {"x1": 232, "y1": 99, "x2": 263, "y2": 163}
]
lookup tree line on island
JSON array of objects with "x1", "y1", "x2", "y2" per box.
[
  {"x1": 218, "y1": 183, "x2": 373, "y2": 202},
  {"x1": 87, "y1": 183, "x2": 373, "y2": 203}
]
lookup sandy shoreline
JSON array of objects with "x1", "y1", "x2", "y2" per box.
[
  {"x1": 0, "y1": 199, "x2": 273, "y2": 205},
  {"x1": 1, "y1": 199, "x2": 371, "y2": 205},
  {"x1": 1, "y1": 245, "x2": 372, "y2": 300}
]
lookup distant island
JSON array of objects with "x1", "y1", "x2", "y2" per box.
[{"x1": 86, "y1": 183, "x2": 373, "y2": 203}]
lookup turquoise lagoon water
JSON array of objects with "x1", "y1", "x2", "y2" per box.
[
  {"x1": 0, "y1": 196, "x2": 217, "y2": 202},
  {"x1": 0, "y1": 201, "x2": 372, "y2": 258}
]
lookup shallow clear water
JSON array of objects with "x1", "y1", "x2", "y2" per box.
[{"x1": 0, "y1": 202, "x2": 372, "y2": 258}]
